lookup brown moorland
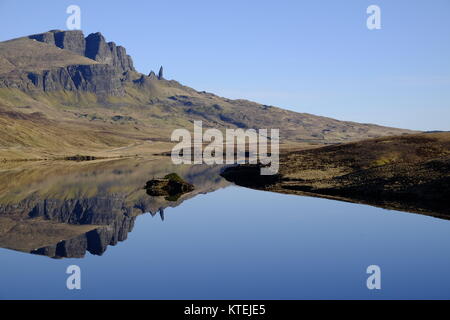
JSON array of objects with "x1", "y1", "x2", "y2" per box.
[{"x1": 222, "y1": 132, "x2": 450, "y2": 219}]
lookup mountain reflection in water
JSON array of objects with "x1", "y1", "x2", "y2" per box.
[{"x1": 0, "y1": 158, "x2": 229, "y2": 259}]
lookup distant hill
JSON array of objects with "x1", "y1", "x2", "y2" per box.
[{"x1": 0, "y1": 30, "x2": 416, "y2": 160}]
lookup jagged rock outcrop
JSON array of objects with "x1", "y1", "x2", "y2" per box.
[
  {"x1": 0, "y1": 30, "x2": 132, "y2": 96},
  {"x1": 158, "y1": 66, "x2": 164, "y2": 80},
  {"x1": 1, "y1": 30, "x2": 166, "y2": 97},
  {"x1": 29, "y1": 30, "x2": 135, "y2": 74},
  {"x1": 148, "y1": 70, "x2": 158, "y2": 80},
  {"x1": 85, "y1": 32, "x2": 134, "y2": 73}
]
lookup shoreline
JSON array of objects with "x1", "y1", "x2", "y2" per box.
[{"x1": 221, "y1": 132, "x2": 450, "y2": 220}]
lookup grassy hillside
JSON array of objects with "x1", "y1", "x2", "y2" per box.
[
  {"x1": 0, "y1": 38, "x2": 97, "y2": 73},
  {"x1": 0, "y1": 79, "x2": 417, "y2": 160},
  {"x1": 0, "y1": 34, "x2": 417, "y2": 160}
]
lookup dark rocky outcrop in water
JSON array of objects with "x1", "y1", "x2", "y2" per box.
[
  {"x1": 145, "y1": 173, "x2": 195, "y2": 201},
  {"x1": 220, "y1": 165, "x2": 282, "y2": 188}
]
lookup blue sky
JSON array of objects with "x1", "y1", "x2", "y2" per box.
[{"x1": 0, "y1": 0, "x2": 449, "y2": 131}]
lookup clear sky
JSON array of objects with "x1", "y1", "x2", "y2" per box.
[{"x1": 0, "y1": 0, "x2": 449, "y2": 131}]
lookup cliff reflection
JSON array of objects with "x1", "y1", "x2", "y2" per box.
[{"x1": 0, "y1": 158, "x2": 230, "y2": 259}]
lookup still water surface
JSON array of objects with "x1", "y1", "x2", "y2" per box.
[{"x1": 0, "y1": 159, "x2": 450, "y2": 299}]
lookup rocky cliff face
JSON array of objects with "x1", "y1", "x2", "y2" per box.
[
  {"x1": 85, "y1": 32, "x2": 134, "y2": 73},
  {"x1": 29, "y1": 30, "x2": 135, "y2": 74},
  {"x1": 0, "y1": 30, "x2": 139, "y2": 96},
  {"x1": 26, "y1": 64, "x2": 124, "y2": 95}
]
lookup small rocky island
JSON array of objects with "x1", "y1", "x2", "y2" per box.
[{"x1": 145, "y1": 173, "x2": 194, "y2": 201}]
